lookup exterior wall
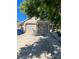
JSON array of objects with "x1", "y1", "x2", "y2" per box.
[
  {"x1": 37, "y1": 22, "x2": 49, "y2": 35},
  {"x1": 23, "y1": 19, "x2": 49, "y2": 36}
]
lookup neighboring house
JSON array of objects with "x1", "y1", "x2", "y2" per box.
[{"x1": 17, "y1": 21, "x2": 24, "y2": 35}]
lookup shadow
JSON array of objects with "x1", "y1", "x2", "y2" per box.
[{"x1": 17, "y1": 32, "x2": 61, "y2": 59}]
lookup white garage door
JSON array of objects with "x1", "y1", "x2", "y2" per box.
[{"x1": 25, "y1": 24, "x2": 37, "y2": 35}]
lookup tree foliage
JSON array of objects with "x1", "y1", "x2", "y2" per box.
[{"x1": 20, "y1": 0, "x2": 61, "y2": 30}]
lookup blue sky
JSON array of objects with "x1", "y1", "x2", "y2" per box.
[{"x1": 17, "y1": 0, "x2": 28, "y2": 22}]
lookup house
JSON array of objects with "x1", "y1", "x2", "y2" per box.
[{"x1": 23, "y1": 17, "x2": 50, "y2": 36}]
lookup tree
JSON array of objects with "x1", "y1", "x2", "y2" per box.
[{"x1": 20, "y1": 0, "x2": 61, "y2": 31}]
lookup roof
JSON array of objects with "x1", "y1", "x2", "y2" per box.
[
  {"x1": 24, "y1": 17, "x2": 49, "y2": 24},
  {"x1": 24, "y1": 17, "x2": 38, "y2": 24}
]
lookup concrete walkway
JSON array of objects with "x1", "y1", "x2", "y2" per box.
[{"x1": 17, "y1": 33, "x2": 45, "y2": 51}]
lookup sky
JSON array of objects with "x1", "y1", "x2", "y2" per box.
[{"x1": 17, "y1": 0, "x2": 28, "y2": 22}]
